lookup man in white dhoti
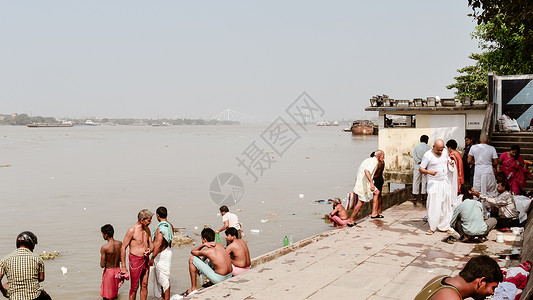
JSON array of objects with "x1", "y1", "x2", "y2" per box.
[
  {"x1": 347, "y1": 150, "x2": 385, "y2": 227},
  {"x1": 419, "y1": 139, "x2": 455, "y2": 235},
  {"x1": 467, "y1": 136, "x2": 498, "y2": 196},
  {"x1": 149, "y1": 207, "x2": 174, "y2": 300},
  {"x1": 412, "y1": 135, "x2": 431, "y2": 202}
]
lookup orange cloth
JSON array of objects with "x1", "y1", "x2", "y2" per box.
[{"x1": 450, "y1": 150, "x2": 464, "y2": 194}]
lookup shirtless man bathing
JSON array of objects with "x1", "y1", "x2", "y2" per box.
[
  {"x1": 121, "y1": 209, "x2": 154, "y2": 300},
  {"x1": 328, "y1": 198, "x2": 350, "y2": 228}
]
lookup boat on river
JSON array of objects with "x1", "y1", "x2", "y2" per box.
[{"x1": 351, "y1": 120, "x2": 377, "y2": 135}]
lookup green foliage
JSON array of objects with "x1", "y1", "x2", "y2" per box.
[
  {"x1": 447, "y1": 1, "x2": 533, "y2": 99},
  {"x1": 467, "y1": 0, "x2": 533, "y2": 48},
  {"x1": 446, "y1": 53, "x2": 488, "y2": 100}
]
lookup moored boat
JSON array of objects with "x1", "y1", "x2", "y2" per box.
[{"x1": 351, "y1": 120, "x2": 377, "y2": 135}]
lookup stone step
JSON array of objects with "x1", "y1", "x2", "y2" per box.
[
  {"x1": 492, "y1": 134, "x2": 533, "y2": 143},
  {"x1": 491, "y1": 140, "x2": 533, "y2": 148}
]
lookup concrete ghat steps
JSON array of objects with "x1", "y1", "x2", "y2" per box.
[{"x1": 188, "y1": 202, "x2": 514, "y2": 300}]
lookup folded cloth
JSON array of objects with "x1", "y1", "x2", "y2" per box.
[
  {"x1": 152, "y1": 221, "x2": 174, "y2": 244},
  {"x1": 129, "y1": 253, "x2": 149, "y2": 295},
  {"x1": 101, "y1": 267, "x2": 121, "y2": 299},
  {"x1": 231, "y1": 265, "x2": 251, "y2": 276},
  {"x1": 492, "y1": 282, "x2": 518, "y2": 300},
  {"x1": 115, "y1": 270, "x2": 129, "y2": 289}
]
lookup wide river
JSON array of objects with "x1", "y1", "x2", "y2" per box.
[{"x1": 0, "y1": 124, "x2": 377, "y2": 299}]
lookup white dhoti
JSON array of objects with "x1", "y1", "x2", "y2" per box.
[
  {"x1": 473, "y1": 172, "x2": 497, "y2": 196},
  {"x1": 149, "y1": 247, "x2": 172, "y2": 297},
  {"x1": 412, "y1": 165, "x2": 427, "y2": 195},
  {"x1": 427, "y1": 179, "x2": 453, "y2": 232}
]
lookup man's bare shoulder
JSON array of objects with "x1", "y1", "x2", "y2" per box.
[
  {"x1": 429, "y1": 288, "x2": 462, "y2": 300},
  {"x1": 226, "y1": 242, "x2": 237, "y2": 251},
  {"x1": 113, "y1": 240, "x2": 123, "y2": 249}
]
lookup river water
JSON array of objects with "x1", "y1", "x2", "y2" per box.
[{"x1": 0, "y1": 124, "x2": 377, "y2": 299}]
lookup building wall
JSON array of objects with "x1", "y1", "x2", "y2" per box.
[{"x1": 378, "y1": 111, "x2": 483, "y2": 184}]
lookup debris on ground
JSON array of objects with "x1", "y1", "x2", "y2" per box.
[{"x1": 40, "y1": 252, "x2": 60, "y2": 260}]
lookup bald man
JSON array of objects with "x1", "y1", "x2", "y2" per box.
[
  {"x1": 347, "y1": 150, "x2": 385, "y2": 226},
  {"x1": 419, "y1": 139, "x2": 455, "y2": 235}
]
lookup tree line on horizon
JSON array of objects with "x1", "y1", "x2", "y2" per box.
[
  {"x1": 447, "y1": 0, "x2": 533, "y2": 100},
  {"x1": 0, "y1": 113, "x2": 239, "y2": 126}
]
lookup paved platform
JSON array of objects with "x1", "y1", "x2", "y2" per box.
[{"x1": 188, "y1": 201, "x2": 520, "y2": 300}]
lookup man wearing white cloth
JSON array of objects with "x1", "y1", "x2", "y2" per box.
[
  {"x1": 412, "y1": 135, "x2": 431, "y2": 202},
  {"x1": 150, "y1": 207, "x2": 174, "y2": 300},
  {"x1": 347, "y1": 150, "x2": 385, "y2": 226},
  {"x1": 419, "y1": 139, "x2": 455, "y2": 235},
  {"x1": 468, "y1": 135, "x2": 498, "y2": 196}
]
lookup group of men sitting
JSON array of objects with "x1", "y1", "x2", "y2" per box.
[{"x1": 448, "y1": 180, "x2": 524, "y2": 243}]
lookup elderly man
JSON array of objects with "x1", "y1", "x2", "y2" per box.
[
  {"x1": 419, "y1": 139, "x2": 455, "y2": 235},
  {"x1": 121, "y1": 209, "x2": 154, "y2": 300},
  {"x1": 412, "y1": 135, "x2": 431, "y2": 201},
  {"x1": 468, "y1": 135, "x2": 498, "y2": 196},
  {"x1": 347, "y1": 150, "x2": 385, "y2": 226}
]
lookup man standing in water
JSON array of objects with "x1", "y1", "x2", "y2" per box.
[
  {"x1": 121, "y1": 209, "x2": 154, "y2": 300},
  {"x1": 150, "y1": 206, "x2": 174, "y2": 300},
  {"x1": 100, "y1": 224, "x2": 123, "y2": 300},
  {"x1": 419, "y1": 139, "x2": 455, "y2": 235},
  {"x1": 347, "y1": 150, "x2": 385, "y2": 227},
  {"x1": 215, "y1": 206, "x2": 242, "y2": 238}
]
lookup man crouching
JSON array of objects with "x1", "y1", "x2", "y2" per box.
[{"x1": 181, "y1": 228, "x2": 232, "y2": 297}]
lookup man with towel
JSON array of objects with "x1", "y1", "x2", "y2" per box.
[
  {"x1": 150, "y1": 206, "x2": 174, "y2": 300},
  {"x1": 121, "y1": 209, "x2": 154, "y2": 300}
]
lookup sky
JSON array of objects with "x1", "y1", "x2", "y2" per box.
[{"x1": 0, "y1": 1, "x2": 481, "y2": 121}]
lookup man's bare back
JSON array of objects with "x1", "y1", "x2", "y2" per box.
[
  {"x1": 331, "y1": 204, "x2": 349, "y2": 220},
  {"x1": 201, "y1": 242, "x2": 232, "y2": 276},
  {"x1": 226, "y1": 239, "x2": 251, "y2": 268},
  {"x1": 101, "y1": 239, "x2": 122, "y2": 269}
]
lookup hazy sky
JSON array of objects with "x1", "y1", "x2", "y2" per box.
[{"x1": 1, "y1": 1, "x2": 480, "y2": 121}]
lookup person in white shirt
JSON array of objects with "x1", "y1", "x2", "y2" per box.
[
  {"x1": 419, "y1": 139, "x2": 455, "y2": 235},
  {"x1": 215, "y1": 206, "x2": 242, "y2": 238},
  {"x1": 467, "y1": 136, "x2": 498, "y2": 196},
  {"x1": 412, "y1": 135, "x2": 431, "y2": 201}
]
